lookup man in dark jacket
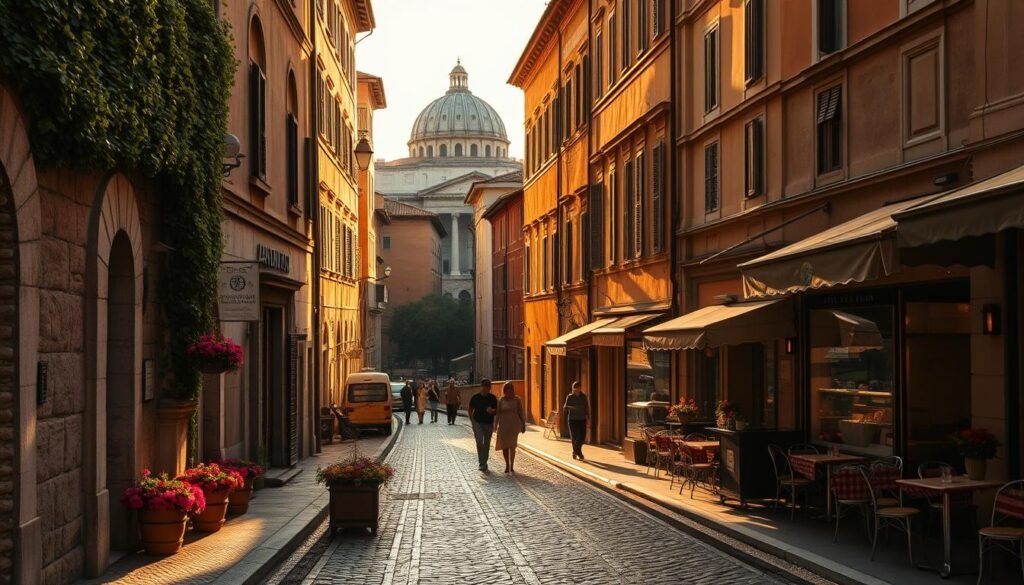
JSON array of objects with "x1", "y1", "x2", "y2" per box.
[{"x1": 400, "y1": 380, "x2": 414, "y2": 424}]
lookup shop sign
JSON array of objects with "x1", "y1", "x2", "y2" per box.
[
  {"x1": 218, "y1": 262, "x2": 260, "y2": 321},
  {"x1": 257, "y1": 244, "x2": 291, "y2": 272}
]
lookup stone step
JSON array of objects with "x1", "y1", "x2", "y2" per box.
[{"x1": 262, "y1": 466, "x2": 303, "y2": 487}]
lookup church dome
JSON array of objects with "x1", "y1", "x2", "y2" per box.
[{"x1": 408, "y1": 62, "x2": 510, "y2": 159}]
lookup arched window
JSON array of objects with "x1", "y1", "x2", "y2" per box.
[
  {"x1": 485, "y1": 145, "x2": 492, "y2": 157},
  {"x1": 286, "y1": 70, "x2": 299, "y2": 208},
  {"x1": 248, "y1": 16, "x2": 268, "y2": 179},
  {"x1": 418, "y1": 147, "x2": 424, "y2": 157},
  {"x1": 470, "y1": 144, "x2": 478, "y2": 157},
  {"x1": 440, "y1": 144, "x2": 448, "y2": 157},
  {"x1": 454, "y1": 143, "x2": 463, "y2": 157},
  {"x1": 427, "y1": 145, "x2": 433, "y2": 157}
]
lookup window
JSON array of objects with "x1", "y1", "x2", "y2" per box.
[
  {"x1": 485, "y1": 144, "x2": 492, "y2": 157},
  {"x1": 595, "y1": 28, "x2": 604, "y2": 98},
  {"x1": 624, "y1": 157, "x2": 634, "y2": 261},
  {"x1": 286, "y1": 114, "x2": 298, "y2": 207},
  {"x1": 626, "y1": 341, "x2": 670, "y2": 438},
  {"x1": 583, "y1": 55, "x2": 591, "y2": 120},
  {"x1": 542, "y1": 235, "x2": 549, "y2": 290},
  {"x1": 621, "y1": 0, "x2": 631, "y2": 71},
  {"x1": 633, "y1": 151, "x2": 645, "y2": 258},
  {"x1": 651, "y1": 142, "x2": 665, "y2": 253},
  {"x1": 653, "y1": 0, "x2": 665, "y2": 37},
  {"x1": 816, "y1": 85, "x2": 842, "y2": 174},
  {"x1": 817, "y1": 0, "x2": 843, "y2": 56},
  {"x1": 703, "y1": 26, "x2": 719, "y2": 113},
  {"x1": 382, "y1": 236, "x2": 391, "y2": 250},
  {"x1": 564, "y1": 217, "x2": 573, "y2": 284},
  {"x1": 440, "y1": 144, "x2": 448, "y2": 157},
  {"x1": 249, "y1": 62, "x2": 267, "y2": 179},
  {"x1": 704, "y1": 142, "x2": 719, "y2": 213},
  {"x1": 589, "y1": 183, "x2": 604, "y2": 270},
  {"x1": 744, "y1": 0, "x2": 765, "y2": 84},
  {"x1": 608, "y1": 169, "x2": 618, "y2": 265},
  {"x1": 638, "y1": 0, "x2": 649, "y2": 53},
  {"x1": 455, "y1": 143, "x2": 463, "y2": 157},
  {"x1": 427, "y1": 145, "x2": 433, "y2": 157},
  {"x1": 608, "y1": 13, "x2": 618, "y2": 85},
  {"x1": 524, "y1": 244, "x2": 531, "y2": 294},
  {"x1": 744, "y1": 117, "x2": 765, "y2": 197},
  {"x1": 470, "y1": 144, "x2": 478, "y2": 157},
  {"x1": 574, "y1": 64, "x2": 582, "y2": 129}
]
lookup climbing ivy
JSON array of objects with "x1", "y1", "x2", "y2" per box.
[{"x1": 0, "y1": 0, "x2": 236, "y2": 401}]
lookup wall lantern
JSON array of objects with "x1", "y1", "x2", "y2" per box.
[
  {"x1": 982, "y1": 303, "x2": 1001, "y2": 335},
  {"x1": 222, "y1": 133, "x2": 245, "y2": 177},
  {"x1": 354, "y1": 134, "x2": 374, "y2": 171},
  {"x1": 784, "y1": 337, "x2": 797, "y2": 354}
]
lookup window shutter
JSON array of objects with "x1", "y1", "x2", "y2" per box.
[
  {"x1": 564, "y1": 219, "x2": 573, "y2": 284},
  {"x1": 258, "y1": 70, "x2": 267, "y2": 178},
  {"x1": 249, "y1": 63, "x2": 264, "y2": 178},
  {"x1": 608, "y1": 170, "x2": 617, "y2": 265},
  {"x1": 624, "y1": 159, "x2": 634, "y2": 261},
  {"x1": 653, "y1": 0, "x2": 664, "y2": 37},
  {"x1": 639, "y1": 0, "x2": 648, "y2": 52},
  {"x1": 589, "y1": 183, "x2": 604, "y2": 270},
  {"x1": 334, "y1": 217, "x2": 342, "y2": 272},
  {"x1": 621, "y1": 0, "x2": 630, "y2": 69},
  {"x1": 583, "y1": 56, "x2": 591, "y2": 119},
  {"x1": 744, "y1": 0, "x2": 765, "y2": 83},
  {"x1": 286, "y1": 334, "x2": 300, "y2": 466},
  {"x1": 287, "y1": 114, "x2": 299, "y2": 207},
  {"x1": 595, "y1": 32, "x2": 603, "y2": 97},
  {"x1": 634, "y1": 152, "x2": 644, "y2": 258},
  {"x1": 705, "y1": 143, "x2": 719, "y2": 212},
  {"x1": 652, "y1": 143, "x2": 664, "y2": 253}
]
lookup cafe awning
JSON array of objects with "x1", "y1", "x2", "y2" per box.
[
  {"x1": 739, "y1": 195, "x2": 938, "y2": 298},
  {"x1": 545, "y1": 318, "x2": 617, "y2": 356},
  {"x1": 642, "y1": 299, "x2": 795, "y2": 351},
  {"x1": 591, "y1": 313, "x2": 664, "y2": 347},
  {"x1": 894, "y1": 164, "x2": 1024, "y2": 267}
]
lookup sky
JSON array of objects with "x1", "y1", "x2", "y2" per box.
[{"x1": 358, "y1": 0, "x2": 548, "y2": 162}]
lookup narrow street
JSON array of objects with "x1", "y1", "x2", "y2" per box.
[{"x1": 268, "y1": 420, "x2": 793, "y2": 585}]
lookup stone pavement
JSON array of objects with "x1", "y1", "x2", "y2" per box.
[
  {"x1": 267, "y1": 419, "x2": 790, "y2": 585},
  {"x1": 76, "y1": 432, "x2": 392, "y2": 585}
]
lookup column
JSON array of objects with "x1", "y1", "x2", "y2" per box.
[{"x1": 451, "y1": 213, "x2": 461, "y2": 275}]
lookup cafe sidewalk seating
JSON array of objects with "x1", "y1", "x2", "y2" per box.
[
  {"x1": 860, "y1": 466, "x2": 920, "y2": 566},
  {"x1": 976, "y1": 480, "x2": 1024, "y2": 585},
  {"x1": 768, "y1": 445, "x2": 814, "y2": 521}
]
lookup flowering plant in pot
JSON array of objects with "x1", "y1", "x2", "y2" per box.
[
  {"x1": 186, "y1": 334, "x2": 244, "y2": 375},
  {"x1": 956, "y1": 427, "x2": 1001, "y2": 480},
  {"x1": 120, "y1": 470, "x2": 205, "y2": 555},
  {"x1": 216, "y1": 458, "x2": 265, "y2": 515},
  {"x1": 178, "y1": 463, "x2": 244, "y2": 532},
  {"x1": 317, "y1": 453, "x2": 395, "y2": 537},
  {"x1": 667, "y1": 399, "x2": 699, "y2": 423}
]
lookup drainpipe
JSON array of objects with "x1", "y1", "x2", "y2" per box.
[
  {"x1": 309, "y1": 0, "x2": 323, "y2": 454},
  {"x1": 667, "y1": 0, "x2": 682, "y2": 397}
]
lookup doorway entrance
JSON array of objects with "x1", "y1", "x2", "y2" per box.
[{"x1": 261, "y1": 305, "x2": 286, "y2": 466}]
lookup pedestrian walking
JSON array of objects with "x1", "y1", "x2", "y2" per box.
[
  {"x1": 563, "y1": 381, "x2": 590, "y2": 460},
  {"x1": 415, "y1": 382, "x2": 427, "y2": 424},
  {"x1": 444, "y1": 380, "x2": 461, "y2": 424},
  {"x1": 400, "y1": 380, "x2": 414, "y2": 425},
  {"x1": 494, "y1": 382, "x2": 526, "y2": 473},
  {"x1": 427, "y1": 382, "x2": 440, "y2": 423},
  {"x1": 467, "y1": 379, "x2": 498, "y2": 472}
]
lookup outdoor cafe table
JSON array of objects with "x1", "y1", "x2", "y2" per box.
[
  {"x1": 789, "y1": 453, "x2": 864, "y2": 521},
  {"x1": 896, "y1": 476, "x2": 1002, "y2": 578}
]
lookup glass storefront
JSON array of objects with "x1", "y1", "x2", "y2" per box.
[{"x1": 625, "y1": 341, "x2": 671, "y2": 439}]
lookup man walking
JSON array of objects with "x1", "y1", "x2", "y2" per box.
[
  {"x1": 467, "y1": 379, "x2": 498, "y2": 471},
  {"x1": 444, "y1": 380, "x2": 461, "y2": 425},
  {"x1": 400, "y1": 380, "x2": 414, "y2": 425},
  {"x1": 563, "y1": 381, "x2": 590, "y2": 460}
]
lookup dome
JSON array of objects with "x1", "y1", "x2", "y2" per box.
[{"x1": 408, "y1": 62, "x2": 509, "y2": 150}]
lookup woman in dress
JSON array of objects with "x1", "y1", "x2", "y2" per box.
[
  {"x1": 494, "y1": 382, "x2": 526, "y2": 473},
  {"x1": 415, "y1": 382, "x2": 428, "y2": 424}
]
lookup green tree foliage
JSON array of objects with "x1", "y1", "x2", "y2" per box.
[
  {"x1": 390, "y1": 294, "x2": 473, "y2": 371},
  {"x1": 0, "y1": 0, "x2": 235, "y2": 401}
]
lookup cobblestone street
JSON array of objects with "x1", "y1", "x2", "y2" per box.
[{"x1": 268, "y1": 421, "x2": 789, "y2": 585}]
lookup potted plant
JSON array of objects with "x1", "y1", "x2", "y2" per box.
[
  {"x1": 120, "y1": 470, "x2": 206, "y2": 555},
  {"x1": 217, "y1": 458, "x2": 264, "y2": 515},
  {"x1": 178, "y1": 463, "x2": 244, "y2": 532},
  {"x1": 186, "y1": 333, "x2": 244, "y2": 375},
  {"x1": 956, "y1": 427, "x2": 1001, "y2": 480},
  {"x1": 715, "y1": 400, "x2": 736, "y2": 428},
  {"x1": 316, "y1": 452, "x2": 395, "y2": 536},
  {"x1": 667, "y1": 398, "x2": 699, "y2": 425}
]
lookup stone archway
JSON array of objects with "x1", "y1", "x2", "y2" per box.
[
  {"x1": 83, "y1": 173, "x2": 143, "y2": 576},
  {"x1": 0, "y1": 84, "x2": 42, "y2": 584}
]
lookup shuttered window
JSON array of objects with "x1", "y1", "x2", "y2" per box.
[
  {"x1": 579, "y1": 212, "x2": 588, "y2": 280},
  {"x1": 744, "y1": 0, "x2": 765, "y2": 84},
  {"x1": 524, "y1": 244, "x2": 531, "y2": 294},
  {"x1": 816, "y1": 86, "x2": 842, "y2": 174},
  {"x1": 608, "y1": 13, "x2": 618, "y2": 85},
  {"x1": 624, "y1": 159, "x2": 634, "y2": 261},
  {"x1": 574, "y1": 64, "x2": 582, "y2": 130},
  {"x1": 608, "y1": 170, "x2": 618, "y2": 265},
  {"x1": 249, "y1": 62, "x2": 267, "y2": 179},
  {"x1": 744, "y1": 117, "x2": 765, "y2": 197},
  {"x1": 286, "y1": 114, "x2": 299, "y2": 207},
  {"x1": 589, "y1": 183, "x2": 604, "y2": 270},
  {"x1": 595, "y1": 30, "x2": 604, "y2": 97},
  {"x1": 704, "y1": 142, "x2": 719, "y2": 213},
  {"x1": 638, "y1": 0, "x2": 649, "y2": 53},
  {"x1": 653, "y1": 0, "x2": 665, "y2": 37},
  {"x1": 582, "y1": 56, "x2": 591, "y2": 120},
  {"x1": 633, "y1": 151, "x2": 644, "y2": 259},
  {"x1": 621, "y1": 0, "x2": 631, "y2": 70},
  {"x1": 652, "y1": 142, "x2": 665, "y2": 253},
  {"x1": 704, "y1": 26, "x2": 719, "y2": 113},
  {"x1": 564, "y1": 218, "x2": 573, "y2": 284}
]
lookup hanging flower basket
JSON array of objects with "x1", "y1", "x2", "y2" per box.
[
  {"x1": 120, "y1": 470, "x2": 205, "y2": 555},
  {"x1": 178, "y1": 463, "x2": 244, "y2": 533},
  {"x1": 187, "y1": 334, "x2": 244, "y2": 375}
]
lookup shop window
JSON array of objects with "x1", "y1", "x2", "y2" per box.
[
  {"x1": 809, "y1": 306, "x2": 895, "y2": 457},
  {"x1": 625, "y1": 341, "x2": 671, "y2": 439}
]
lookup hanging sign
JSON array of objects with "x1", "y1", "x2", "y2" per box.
[{"x1": 218, "y1": 262, "x2": 260, "y2": 321}]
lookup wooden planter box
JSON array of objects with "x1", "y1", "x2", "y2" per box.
[{"x1": 328, "y1": 483, "x2": 380, "y2": 536}]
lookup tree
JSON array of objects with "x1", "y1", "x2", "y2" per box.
[{"x1": 390, "y1": 294, "x2": 473, "y2": 371}]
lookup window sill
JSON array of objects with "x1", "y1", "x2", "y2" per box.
[
  {"x1": 288, "y1": 203, "x2": 302, "y2": 217},
  {"x1": 249, "y1": 175, "x2": 272, "y2": 197}
]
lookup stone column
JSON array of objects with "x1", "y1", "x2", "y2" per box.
[{"x1": 450, "y1": 213, "x2": 461, "y2": 276}]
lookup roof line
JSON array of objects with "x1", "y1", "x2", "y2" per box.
[{"x1": 508, "y1": 0, "x2": 573, "y2": 87}]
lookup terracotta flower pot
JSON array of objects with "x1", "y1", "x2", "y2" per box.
[
  {"x1": 228, "y1": 478, "x2": 253, "y2": 515},
  {"x1": 193, "y1": 488, "x2": 231, "y2": 532},
  {"x1": 965, "y1": 458, "x2": 987, "y2": 481},
  {"x1": 138, "y1": 509, "x2": 188, "y2": 555}
]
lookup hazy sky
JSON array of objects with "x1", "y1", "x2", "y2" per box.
[{"x1": 358, "y1": 0, "x2": 548, "y2": 162}]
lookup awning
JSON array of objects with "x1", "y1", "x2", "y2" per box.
[
  {"x1": 739, "y1": 195, "x2": 938, "y2": 298},
  {"x1": 591, "y1": 313, "x2": 664, "y2": 347},
  {"x1": 642, "y1": 299, "x2": 795, "y2": 351},
  {"x1": 894, "y1": 164, "x2": 1024, "y2": 266},
  {"x1": 810, "y1": 310, "x2": 884, "y2": 348},
  {"x1": 545, "y1": 318, "x2": 617, "y2": 356}
]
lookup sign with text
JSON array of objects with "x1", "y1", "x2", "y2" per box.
[{"x1": 218, "y1": 262, "x2": 260, "y2": 321}]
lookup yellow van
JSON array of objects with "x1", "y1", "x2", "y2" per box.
[{"x1": 341, "y1": 372, "x2": 394, "y2": 435}]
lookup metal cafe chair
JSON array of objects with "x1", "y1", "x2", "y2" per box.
[
  {"x1": 831, "y1": 463, "x2": 872, "y2": 544},
  {"x1": 768, "y1": 444, "x2": 813, "y2": 521},
  {"x1": 650, "y1": 431, "x2": 676, "y2": 478},
  {"x1": 976, "y1": 480, "x2": 1024, "y2": 585},
  {"x1": 870, "y1": 456, "x2": 904, "y2": 508},
  {"x1": 860, "y1": 466, "x2": 919, "y2": 566}
]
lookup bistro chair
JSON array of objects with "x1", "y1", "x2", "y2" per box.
[
  {"x1": 831, "y1": 463, "x2": 872, "y2": 544},
  {"x1": 642, "y1": 427, "x2": 660, "y2": 475},
  {"x1": 650, "y1": 431, "x2": 675, "y2": 478},
  {"x1": 673, "y1": 441, "x2": 717, "y2": 499},
  {"x1": 976, "y1": 480, "x2": 1024, "y2": 585},
  {"x1": 860, "y1": 466, "x2": 919, "y2": 566},
  {"x1": 768, "y1": 445, "x2": 813, "y2": 521},
  {"x1": 870, "y1": 457, "x2": 904, "y2": 508}
]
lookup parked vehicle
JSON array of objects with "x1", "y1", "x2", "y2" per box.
[{"x1": 340, "y1": 372, "x2": 394, "y2": 436}]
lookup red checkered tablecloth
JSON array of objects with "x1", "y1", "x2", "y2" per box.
[
  {"x1": 789, "y1": 455, "x2": 817, "y2": 480},
  {"x1": 831, "y1": 467, "x2": 870, "y2": 500}
]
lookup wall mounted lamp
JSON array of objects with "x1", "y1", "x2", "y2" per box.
[
  {"x1": 785, "y1": 338, "x2": 796, "y2": 354},
  {"x1": 222, "y1": 133, "x2": 245, "y2": 177},
  {"x1": 982, "y1": 303, "x2": 1001, "y2": 335}
]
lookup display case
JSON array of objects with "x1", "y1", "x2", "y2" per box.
[{"x1": 814, "y1": 388, "x2": 893, "y2": 456}]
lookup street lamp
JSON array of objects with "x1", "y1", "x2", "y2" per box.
[
  {"x1": 354, "y1": 133, "x2": 374, "y2": 171},
  {"x1": 222, "y1": 133, "x2": 244, "y2": 177},
  {"x1": 374, "y1": 265, "x2": 392, "y2": 281}
]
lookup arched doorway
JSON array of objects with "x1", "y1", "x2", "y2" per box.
[{"x1": 105, "y1": 232, "x2": 137, "y2": 554}]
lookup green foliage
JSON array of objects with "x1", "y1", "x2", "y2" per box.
[
  {"x1": 390, "y1": 294, "x2": 473, "y2": 370},
  {"x1": 0, "y1": 0, "x2": 236, "y2": 400}
]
